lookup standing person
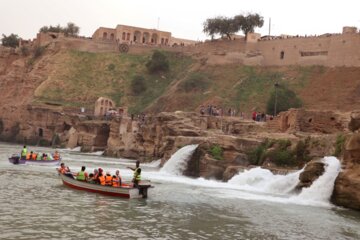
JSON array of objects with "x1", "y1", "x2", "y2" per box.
[
  {"x1": 21, "y1": 145, "x2": 27, "y2": 160},
  {"x1": 127, "y1": 160, "x2": 141, "y2": 187}
]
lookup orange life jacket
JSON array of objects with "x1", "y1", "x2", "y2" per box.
[
  {"x1": 32, "y1": 153, "x2": 37, "y2": 160},
  {"x1": 59, "y1": 167, "x2": 66, "y2": 174},
  {"x1": 105, "y1": 175, "x2": 112, "y2": 186},
  {"x1": 112, "y1": 176, "x2": 120, "y2": 187},
  {"x1": 53, "y1": 153, "x2": 60, "y2": 160},
  {"x1": 98, "y1": 175, "x2": 106, "y2": 185},
  {"x1": 26, "y1": 153, "x2": 31, "y2": 160}
]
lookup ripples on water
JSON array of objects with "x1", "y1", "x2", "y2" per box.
[{"x1": 1, "y1": 142, "x2": 360, "y2": 239}]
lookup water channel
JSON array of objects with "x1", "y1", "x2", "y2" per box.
[{"x1": 1, "y1": 143, "x2": 360, "y2": 239}]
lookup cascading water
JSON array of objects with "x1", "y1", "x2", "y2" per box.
[
  {"x1": 160, "y1": 144, "x2": 198, "y2": 175},
  {"x1": 227, "y1": 156, "x2": 341, "y2": 206},
  {"x1": 152, "y1": 145, "x2": 341, "y2": 208},
  {"x1": 228, "y1": 167, "x2": 303, "y2": 194},
  {"x1": 292, "y1": 156, "x2": 341, "y2": 205}
]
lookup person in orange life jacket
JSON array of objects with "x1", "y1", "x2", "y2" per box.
[
  {"x1": 31, "y1": 152, "x2": 37, "y2": 160},
  {"x1": 112, "y1": 170, "x2": 122, "y2": 187},
  {"x1": 76, "y1": 166, "x2": 88, "y2": 181},
  {"x1": 26, "y1": 151, "x2": 33, "y2": 160},
  {"x1": 98, "y1": 172, "x2": 106, "y2": 185},
  {"x1": 57, "y1": 163, "x2": 67, "y2": 174},
  {"x1": 53, "y1": 150, "x2": 60, "y2": 160},
  {"x1": 105, "y1": 171, "x2": 113, "y2": 186}
]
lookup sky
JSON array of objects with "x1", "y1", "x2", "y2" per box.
[{"x1": 1, "y1": 0, "x2": 360, "y2": 41}]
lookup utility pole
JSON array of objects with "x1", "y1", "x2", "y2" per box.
[
  {"x1": 269, "y1": 17, "x2": 271, "y2": 36},
  {"x1": 274, "y1": 82, "x2": 279, "y2": 117}
]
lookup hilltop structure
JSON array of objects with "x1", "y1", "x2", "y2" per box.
[{"x1": 92, "y1": 24, "x2": 196, "y2": 46}]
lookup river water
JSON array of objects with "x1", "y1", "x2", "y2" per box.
[{"x1": 1, "y1": 142, "x2": 360, "y2": 240}]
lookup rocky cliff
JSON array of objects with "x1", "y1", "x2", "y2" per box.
[{"x1": 332, "y1": 133, "x2": 360, "y2": 210}]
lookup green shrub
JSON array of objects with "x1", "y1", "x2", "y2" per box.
[
  {"x1": 1, "y1": 33, "x2": 19, "y2": 48},
  {"x1": 180, "y1": 72, "x2": 210, "y2": 92},
  {"x1": 33, "y1": 46, "x2": 45, "y2": 58},
  {"x1": 294, "y1": 139, "x2": 310, "y2": 162},
  {"x1": 146, "y1": 50, "x2": 169, "y2": 73},
  {"x1": 210, "y1": 145, "x2": 223, "y2": 160},
  {"x1": 247, "y1": 144, "x2": 266, "y2": 165},
  {"x1": 107, "y1": 63, "x2": 115, "y2": 71},
  {"x1": 266, "y1": 84, "x2": 302, "y2": 115},
  {"x1": 20, "y1": 46, "x2": 30, "y2": 56},
  {"x1": 131, "y1": 75, "x2": 147, "y2": 95},
  {"x1": 266, "y1": 149, "x2": 296, "y2": 167},
  {"x1": 334, "y1": 134, "x2": 346, "y2": 157}
]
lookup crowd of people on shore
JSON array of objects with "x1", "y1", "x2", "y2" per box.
[
  {"x1": 57, "y1": 160, "x2": 142, "y2": 188},
  {"x1": 20, "y1": 145, "x2": 61, "y2": 161},
  {"x1": 199, "y1": 105, "x2": 239, "y2": 117}
]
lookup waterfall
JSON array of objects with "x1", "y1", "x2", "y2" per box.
[
  {"x1": 160, "y1": 144, "x2": 198, "y2": 175},
  {"x1": 292, "y1": 156, "x2": 341, "y2": 204},
  {"x1": 228, "y1": 156, "x2": 341, "y2": 206},
  {"x1": 228, "y1": 167, "x2": 302, "y2": 194}
]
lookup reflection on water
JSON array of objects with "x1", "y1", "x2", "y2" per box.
[{"x1": 0, "y1": 142, "x2": 360, "y2": 239}]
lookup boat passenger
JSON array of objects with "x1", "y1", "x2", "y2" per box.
[
  {"x1": 26, "y1": 151, "x2": 33, "y2": 160},
  {"x1": 76, "y1": 166, "x2": 88, "y2": 181},
  {"x1": 57, "y1": 163, "x2": 67, "y2": 174},
  {"x1": 31, "y1": 152, "x2": 37, "y2": 160},
  {"x1": 92, "y1": 169, "x2": 99, "y2": 183},
  {"x1": 98, "y1": 172, "x2": 106, "y2": 185},
  {"x1": 112, "y1": 170, "x2": 122, "y2": 187},
  {"x1": 36, "y1": 152, "x2": 42, "y2": 160},
  {"x1": 47, "y1": 153, "x2": 53, "y2": 160},
  {"x1": 21, "y1": 145, "x2": 27, "y2": 160},
  {"x1": 42, "y1": 153, "x2": 47, "y2": 160},
  {"x1": 105, "y1": 171, "x2": 113, "y2": 186},
  {"x1": 87, "y1": 173, "x2": 96, "y2": 184},
  {"x1": 53, "y1": 151, "x2": 60, "y2": 160}
]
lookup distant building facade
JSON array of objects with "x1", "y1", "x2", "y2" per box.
[
  {"x1": 94, "y1": 97, "x2": 115, "y2": 116},
  {"x1": 92, "y1": 24, "x2": 196, "y2": 46}
]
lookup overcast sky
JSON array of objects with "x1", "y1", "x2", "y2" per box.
[{"x1": 1, "y1": 0, "x2": 359, "y2": 40}]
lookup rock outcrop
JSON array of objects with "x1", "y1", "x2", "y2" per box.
[
  {"x1": 332, "y1": 133, "x2": 360, "y2": 210},
  {"x1": 296, "y1": 159, "x2": 325, "y2": 190}
]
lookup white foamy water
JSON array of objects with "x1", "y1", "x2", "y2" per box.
[
  {"x1": 155, "y1": 145, "x2": 341, "y2": 208},
  {"x1": 160, "y1": 144, "x2": 198, "y2": 175},
  {"x1": 291, "y1": 156, "x2": 341, "y2": 206}
]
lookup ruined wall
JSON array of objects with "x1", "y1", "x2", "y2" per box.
[
  {"x1": 265, "y1": 109, "x2": 349, "y2": 133},
  {"x1": 187, "y1": 33, "x2": 360, "y2": 67}
]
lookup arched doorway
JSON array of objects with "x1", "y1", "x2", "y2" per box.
[
  {"x1": 38, "y1": 128, "x2": 43, "y2": 137},
  {"x1": 143, "y1": 32, "x2": 150, "y2": 43},
  {"x1": 103, "y1": 32, "x2": 108, "y2": 39},
  {"x1": 151, "y1": 33, "x2": 158, "y2": 44},
  {"x1": 133, "y1": 31, "x2": 141, "y2": 43}
]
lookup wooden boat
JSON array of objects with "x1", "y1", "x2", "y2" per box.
[
  {"x1": 59, "y1": 173, "x2": 152, "y2": 199},
  {"x1": 8, "y1": 155, "x2": 61, "y2": 166}
]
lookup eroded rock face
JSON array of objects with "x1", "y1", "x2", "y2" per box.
[
  {"x1": 295, "y1": 160, "x2": 325, "y2": 190},
  {"x1": 332, "y1": 133, "x2": 360, "y2": 210},
  {"x1": 348, "y1": 110, "x2": 360, "y2": 132}
]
